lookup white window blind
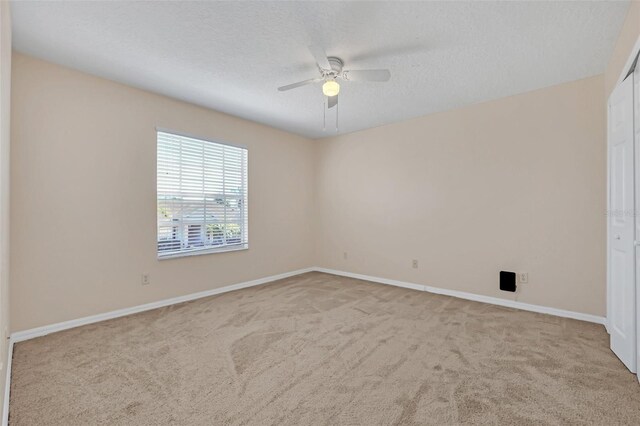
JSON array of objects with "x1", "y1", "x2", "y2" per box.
[{"x1": 157, "y1": 131, "x2": 248, "y2": 258}]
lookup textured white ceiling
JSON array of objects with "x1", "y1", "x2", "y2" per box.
[{"x1": 11, "y1": 1, "x2": 630, "y2": 139}]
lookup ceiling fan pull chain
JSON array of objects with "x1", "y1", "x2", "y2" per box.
[
  {"x1": 336, "y1": 101, "x2": 339, "y2": 132},
  {"x1": 323, "y1": 98, "x2": 326, "y2": 131}
]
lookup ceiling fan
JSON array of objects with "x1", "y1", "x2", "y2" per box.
[{"x1": 277, "y1": 45, "x2": 391, "y2": 110}]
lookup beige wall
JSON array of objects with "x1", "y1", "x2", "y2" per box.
[
  {"x1": 10, "y1": 44, "x2": 614, "y2": 331},
  {"x1": 0, "y1": 0, "x2": 9, "y2": 418},
  {"x1": 10, "y1": 53, "x2": 316, "y2": 331},
  {"x1": 605, "y1": 0, "x2": 640, "y2": 97},
  {"x1": 315, "y1": 76, "x2": 606, "y2": 316}
]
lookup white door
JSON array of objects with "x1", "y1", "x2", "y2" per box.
[
  {"x1": 608, "y1": 75, "x2": 636, "y2": 373},
  {"x1": 635, "y1": 62, "x2": 640, "y2": 375}
]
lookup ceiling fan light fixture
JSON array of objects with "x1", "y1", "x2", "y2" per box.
[{"x1": 322, "y1": 80, "x2": 340, "y2": 97}]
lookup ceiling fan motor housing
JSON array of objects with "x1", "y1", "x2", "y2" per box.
[{"x1": 326, "y1": 57, "x2": 344, "y2": 77}]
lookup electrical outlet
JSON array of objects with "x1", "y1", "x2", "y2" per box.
[
  {"x1": 412, "y1": 259, "x2": 418, "y2": 269},
  {"x1": 518, "y1": 272, "x2": 528, "y2": 284},
  {"x1": 141, "y1": 273, "x2": 150, "y2": 286},
  {"x1": 343, "y1": 252, "x2": 348, "y2": 260}
]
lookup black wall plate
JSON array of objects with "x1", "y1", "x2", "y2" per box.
[{"x1": 500, "y1": 271, "x2": 517, "y2": 292}]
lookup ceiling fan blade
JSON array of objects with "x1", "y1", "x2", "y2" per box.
[
  {"x1": 328, "y1": 95, "x2": 338, "y2": 109},
  {"x1": 343, "y1": 69, "x2": 391, "y2": 82},
  {"x1": 278, "y1": 78, "x2": 321, "y2": 92},
  {"x1": 309, "y1": 45, "x2": 332, "y2": 70}
]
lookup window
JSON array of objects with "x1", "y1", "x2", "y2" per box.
[{"x1": 157, "y1": 130, "x2": 248, "y2": 258}]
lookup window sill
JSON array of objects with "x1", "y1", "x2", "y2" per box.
[{"x1": 157, "y1": 244, "x2": 248, "y2": 260}]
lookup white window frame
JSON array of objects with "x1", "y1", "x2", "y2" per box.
[{"x1": 156, "y1": 128, "x2": 248, "y2": 260}]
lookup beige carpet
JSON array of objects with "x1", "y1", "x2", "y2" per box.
[{"x1": 9, "y1": 272, "x2": 640, "y2": 425}]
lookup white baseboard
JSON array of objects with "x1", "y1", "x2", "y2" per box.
[
  {"x1": 10, "y1": 267, "x2": 314, "y2": 343},
  {"x1": 10, "y1": 266, "x2": 607, "y2": 344},
  {"x1": 314, "y1": 267, "x2": 606, "y2": 325}
]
